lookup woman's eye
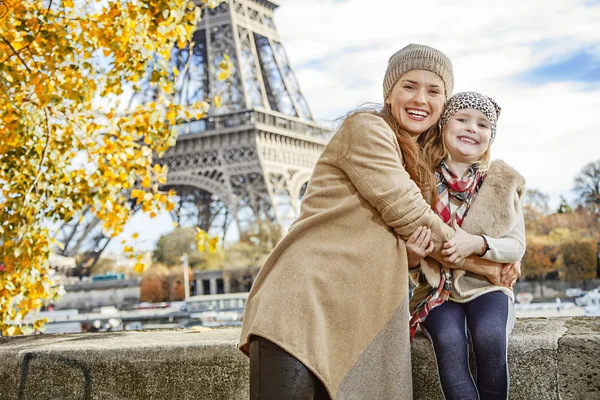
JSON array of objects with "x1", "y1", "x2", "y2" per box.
[
  {"x1": 429, "y1": 90, "x2": 441, "y2": 95},
  {"x1": 403, "y1": 85, "x2": 415, "y2": 90}
]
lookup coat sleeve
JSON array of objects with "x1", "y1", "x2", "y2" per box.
[
  {"x1": 337, "y1": 113, "x2": 454, "y2": 250},
  {"x1": 482, "y1": 195, "x2": 526, "y2": 263}
]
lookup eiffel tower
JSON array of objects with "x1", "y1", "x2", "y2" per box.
[
  {"x1": 56, "y1": 0, "x2": 328, "y2": 266},
  {"x1": 159, "y1": 0, "x2": 328, "y2": 236}
]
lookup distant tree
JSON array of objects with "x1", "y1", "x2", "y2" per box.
[
  {"x1": 522, "y1": 236, "x2": 561, "y2": 297},
  {"x1": 225, "y1": 220, "x2": 281, "y2": 269},
  {"x1": 90, "y1": 258, "x2": 117, "y2": 276},
  {"x1": 522, "y1": 189, "x2": 551, "y2": 234},
  {"x1": 574, "y1": 160, "x2": 600, "y2": 215},
  {"x1": 557, "y1": 196, "x2": 573, "y2": 214},
  {"x1": 574, "y1": 160, "x2": 600, "y2": 236},
  {"x1": 560, "y1": 240, "x2": 597, "y2": 288},
  {"x1": 153, "y1": 228, "x2": 203, "y2": 267},
  {"x1": 140, "y1": 265, "x2": 169, "y2": 303},
  {"x1": 168, "y1": 267, "x2": 194, "y2": 301},
  {"x1": 153, "y1": 228, "x2": 222, "y2": 269}
]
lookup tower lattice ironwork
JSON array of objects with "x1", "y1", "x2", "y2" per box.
[
  {"x1": 156, "y1": 0, "x2": 328, "y2": 235},
  {"x1": 56, "y1": 0, "x2": 328, "y2": 266}
]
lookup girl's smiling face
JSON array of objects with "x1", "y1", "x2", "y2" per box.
[{"x1": 443, "y1": 108, "x2": 492, "y2": 164}]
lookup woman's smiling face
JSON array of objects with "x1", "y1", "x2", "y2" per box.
[
  {"x1": 386, "y1": 69, "x2": 446, "y2": 139},
  {"x1": 443, "y1": 108, "x2": 492, "y2": 164}
]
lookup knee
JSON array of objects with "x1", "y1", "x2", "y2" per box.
[
  {"x1": 471, "y1": 327, "x2": 507, "y2": 360},
  {"x1": 425, "y1": 326, "x2": 468, "y2": 351}
]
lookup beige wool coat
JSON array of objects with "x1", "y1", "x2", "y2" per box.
[
  {"x1": 409, "y1": 160, "x2": 526, "y2": 313},
  {"x1": 239, "y1": 112, "x2": 454, "y2": 399}
]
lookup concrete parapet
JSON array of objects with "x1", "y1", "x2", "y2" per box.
[{"x1": 0, "y1": 317, "x2": 598, "y2": 399}]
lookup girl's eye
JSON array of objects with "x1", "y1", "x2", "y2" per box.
[
  {"x1": 478, "y1": 123, "x2": 489, "y2": 129},
  {"x1": 457, "y1": 118, "x2": 467, "y2": 123}
]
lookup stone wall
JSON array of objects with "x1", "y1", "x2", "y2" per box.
[{"x1": 0, "y1": 317, "x2": 598, "y2": 399}]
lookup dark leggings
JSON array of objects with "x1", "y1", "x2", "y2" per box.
[
  {"x1": 249, "y1": 336, "x2": 331, "y2": 400},
  {"x1": 421, "y1": 291, "x2": 511, "y2": 400}
]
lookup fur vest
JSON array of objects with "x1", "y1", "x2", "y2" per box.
[{"x1": 410, "y1": 160, "x2": 525, "y2": 311}]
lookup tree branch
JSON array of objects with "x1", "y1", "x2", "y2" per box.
[
  {"x1": 0, "y1": 0, "x2": 53, "y2": 67},
  {"x1": 0, "y1": 37, "x2": 31, "y2": 73},
  {"x1": 23, "y1": 107, "x2": 52, "y2": 208}
]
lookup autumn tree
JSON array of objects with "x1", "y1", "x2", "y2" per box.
[
  {"x1": 0, "y1": 0, "x2": 225, "y2": 335},
  {"x1": 140, "y1": 264, "x2": 170, "y2": 303},
  {"x1": 560, "y1": 240, "x2": 598, "y2": 287},
  {"x1": 521, "y1": 236, "x2": 561, "y2": 297},
  {"x1": 522, "y1": 188, "x2": 551, "y2": 234}
]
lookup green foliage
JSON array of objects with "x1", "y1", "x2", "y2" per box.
[
  {"x1": 153, "y1": 228, "x2": 203, "y2": 267},
  {"x1": 153, "y1": 228, "x2": 224, "y2": 270},
  {"x1": 557, "y1": 196, "x2": 572, "y2": 214}
]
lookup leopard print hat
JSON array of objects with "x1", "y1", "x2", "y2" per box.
[{"x1": 440, "y1": 91, "x2": 501, "y2": 142}]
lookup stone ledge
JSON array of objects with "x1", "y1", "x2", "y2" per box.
[{"x1": 0, "y1": 317, "x2": 598, "y2": 399}]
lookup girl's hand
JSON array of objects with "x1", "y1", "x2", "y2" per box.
[
  {"x1": 406, "y1": 226, "x2": 434, "y2": 268},
  {"x1": 442, "y1": 220, "x2": 485, "y2": 265}
]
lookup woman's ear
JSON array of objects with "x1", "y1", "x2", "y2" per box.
[{"x1": 385, "y1": 97, "x2": 390, "y2": 105}]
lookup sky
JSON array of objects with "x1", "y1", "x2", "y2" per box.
[{"x1": 106, "y1": 0, "x2": 600, "y2": 254}]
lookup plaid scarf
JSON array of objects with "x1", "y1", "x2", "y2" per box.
[
  {"x1": 409, "y1": 161, "x2": 485, "y2": 341},
  {"x1": 434, "y1": 161, "x2": 485, "y2": 226}
]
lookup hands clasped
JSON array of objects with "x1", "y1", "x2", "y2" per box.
[{"x1": 405, "y1": 222, "x2": 520, "y2": 288}]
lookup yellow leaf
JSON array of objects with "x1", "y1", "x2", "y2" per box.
[
  {"x1": 213, "y1": 96, "x2": 222, "y2": 108},
  {"x1": 132, "y1": 233, "x2": 139, "y2": 239},
  {"x1": 141, "y1": 177, "x2": 151, "y2": 188},
  {"x1": 134, "y1": 263, "x2": 145, "y2": 274},
  {"x1": 208, "y1": 237, "x2": 219, "y2": 253},
  {"x1": 166, "y1": 109, "x2": 177, "y2": 125}
]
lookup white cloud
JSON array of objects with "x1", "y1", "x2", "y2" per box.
[{"x1": 277, "y1": 0, "x2": 600, "y2": 208}]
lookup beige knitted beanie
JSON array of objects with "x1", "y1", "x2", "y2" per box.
[{"x1": 383, "y1": 44, "x2": 454, "y2": 100}]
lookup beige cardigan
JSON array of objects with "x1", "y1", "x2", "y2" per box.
[
  {"x1": 409, "y1": 160, "x2": 526, "y2": 312},
  {"x1": 239, "y1": 112, "x2": 454, "y2": 399}
]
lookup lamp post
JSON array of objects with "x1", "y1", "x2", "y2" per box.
[{"x1": 181, "y1": 253, "x2": 190, "y2": 301}]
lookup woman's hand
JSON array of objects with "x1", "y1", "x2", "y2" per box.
[
  {"x1": 501, "y1": 260, "x2": 521, "y2": 287},
  {"x1": 406, "y1": 226, "x2": 434, "y2": 268},
  {"x1": 485, "y1": 264, "x2": 503, "y2": 286},
  {"x1": 442, "y1": 220, "x2": 485, "y2": 265}
]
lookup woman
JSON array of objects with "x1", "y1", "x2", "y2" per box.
[
  {"x1": 407, "y1": 91, "x2": 525, "y2": 399},
  {"x1": 238, "y1": 44, "x2": 503, "y2": 399}
]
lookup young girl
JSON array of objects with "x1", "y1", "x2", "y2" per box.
[{"x1": 407, "y1": 91, "x2": 526, "y2": 400}]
